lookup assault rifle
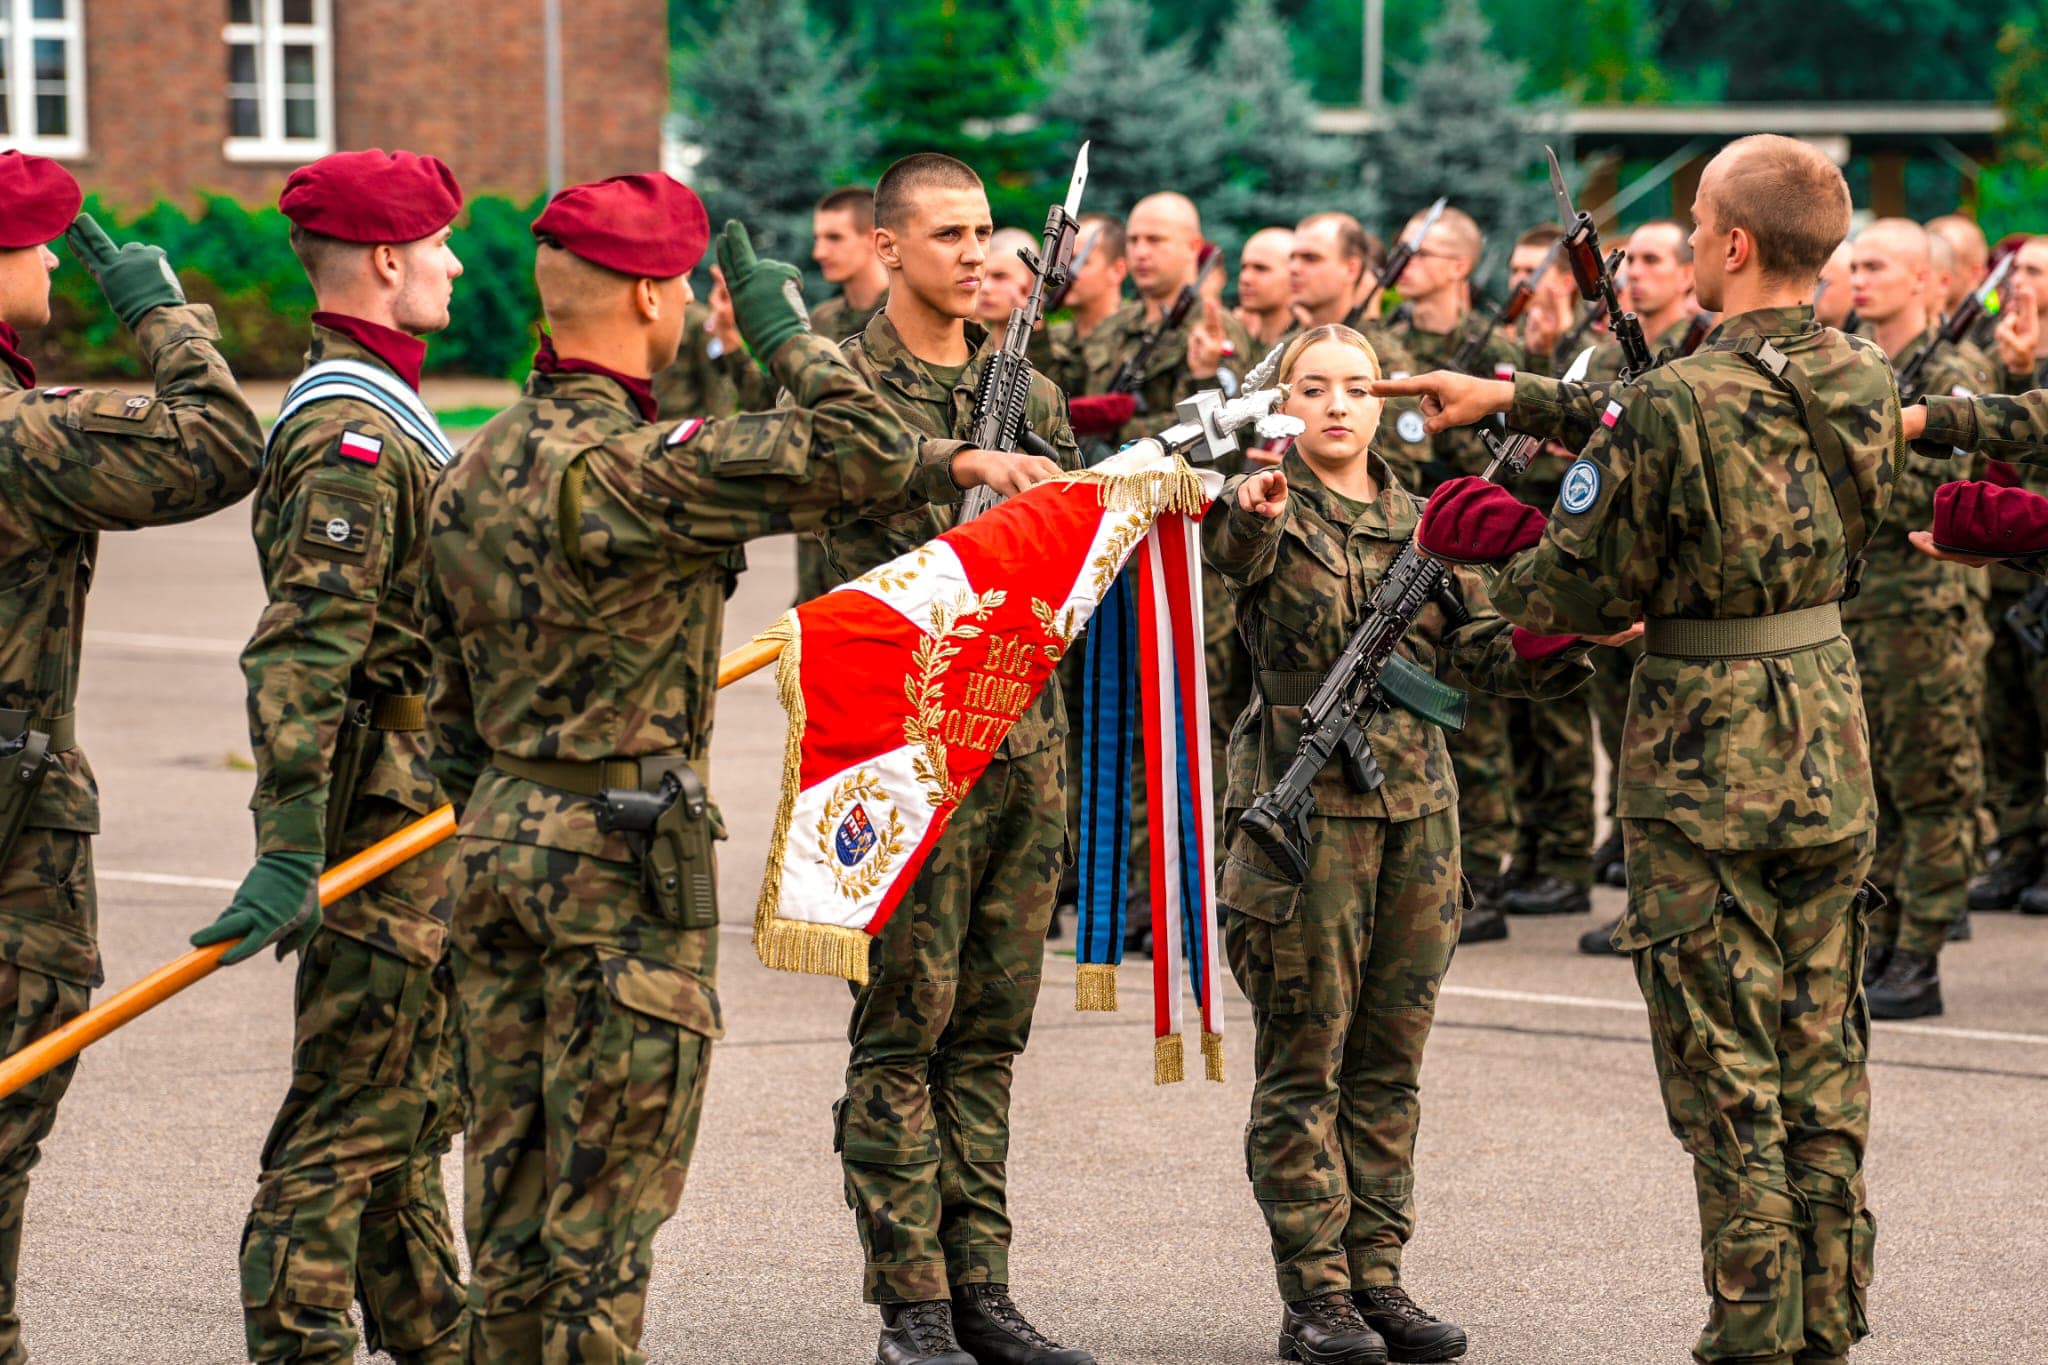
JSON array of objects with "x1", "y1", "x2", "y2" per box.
[
  {"x1": 1895, "y1": 252, "x2": 2015, "y2": 403},
  {"x1": 1447, "y1": 235, "x2": 1566, "y2": 375},
  {"x1": 1662, "y1": 310, "x2": 1716, "y2": 366},
  {"x1": 1347, "y1": 197, "x2": 1447, "y2": 330},
  {"x1": 1238, "y1": 152, "x2": 1650, "y2": 884},
  {"x1": 1548, "y1": 147, "x2": 1652, "y2": 378},
  {"x1": 958, "y1": 143, "x2": 1089, "y2": 523},
  {"x1": 2009, "y1": 582, "x2": 2048, "y2": 658},
  {"x1": 1108, "y1": 243, "x2": 1223, "y2": 409}
]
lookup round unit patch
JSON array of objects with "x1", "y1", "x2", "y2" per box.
[
  {"x1": 1396, "y1": 409, "x2": 1428, "y2": 444},
  {"x1": 324, "y1": 517, "x2": 353, "y2": 544},
  {"x1": 1559, "y1": 459, "x2": 1601, "y2": 514}
]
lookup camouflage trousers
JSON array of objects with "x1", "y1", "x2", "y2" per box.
[
  {"x1": 1589, "y1": 640, "x2": 1638, "y2": 822},
  {"x1": 449, "y1": 838, "x2": 720, "y2": 1363},
  {"x1": 1618, "y1": 819, "x2": 1875, "y2": 1365},
  {"x1": 1444, "y1": 684, "x2": 1515, "y2": 881},
  {"x1": 796, "y1": 532, "x2": 833, "y2": 606},
  {"x1": 1218, "y1": 808, "x2": 1460, "y2": 1302},
  {"x1": 0, "y1": 829, "x2": 96, "y2": 1365},
  {"x1": 1505, "y1": 690, "x2": 1596, "y2": 885},
  {"x1": 1979, "y1": 586, "x2": 2048, "y2": 851},
  {"x1": 1847, "y1": 608, "x2": 1985, "y2": 956},
  {"x1": 840, "y1": 743, "x2": 1066, "y2": 1304},
  {"x1": 239, "y1": 801, "x2": 466, "y2": 1364}
]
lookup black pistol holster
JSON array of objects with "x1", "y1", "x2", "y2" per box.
[
  {"x1": 0, "y1": 709, "x2": 57, "y2": 869},
  {"x1": 597, "y1": 757, "x2": 720, "y2": 929}
]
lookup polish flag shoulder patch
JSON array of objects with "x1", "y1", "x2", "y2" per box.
[
  {"x1": 667, "y1": 417, "x2": 706, "y2": 447},
  {"x1": 1494, "y1": 362, "x2": 1516, "y2": 381},
  {"x1": 336, "y1": 430, "x2": 383, "y2": 465},
  {"x1": 41, "y1": 386, "x2": 79, "y2": 397},
  {"x1": 1951, "y1": 385, "x2": 1975, "y2": 399},
  {"x1": 1601, "y1": 400, "x2": 1626, "y2": 429}
]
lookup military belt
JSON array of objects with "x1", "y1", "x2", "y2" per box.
[
  {"x1": 36, "y1": 711, "x2": 74, "y2": 753},
  {"x1": 1643, "y1": 604, "x2": 1842, "y2": 660},
  {"x1": 357, "y1": 693, "x2": 426, "y2": 732},
  {"x1": 490, "y1": 752, "x2": 673, "y2": 798}
]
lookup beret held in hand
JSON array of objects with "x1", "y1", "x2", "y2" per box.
[
  {"x1": 1068, "y1": 392, "x2": 1136, "y2": 437},
  {"x1": 1417, "y1": 475, "x2": 1546, "y2": 564},
  {"x1": 1933, "y1": 479, "x2": 2048, "y2": 559}
]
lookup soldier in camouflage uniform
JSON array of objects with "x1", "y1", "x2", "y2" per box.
[
  {"x1": 1207, "y1": 327, "x2": 1595, "y2": 1365},
  {"x1": 1839, "y1": 219, "x2": 1995, "y2": 1018},
  {"x1": 1385, "y1": 204, "x2": 1528, "y2": 929},
  {"x1": 819, "y1": 152, "x2": 1091, "y2": 1365},
  {"x1": 1384, "y1": 136, "x2": 1894, "y2": 1365},
  {"x1": 0, "y1": 153, "x2": 262, "y2": 1362},
  {"x1": 421, "y1": 177, "x2": 984, "y2": 1364},
  {"x1": 192, "y1": 150, "x2": 470, "y2": 1364}
]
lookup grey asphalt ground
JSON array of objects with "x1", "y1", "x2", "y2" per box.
[{"x1": 20, "y1": 508, "x2": 2048, "y2": 1363}]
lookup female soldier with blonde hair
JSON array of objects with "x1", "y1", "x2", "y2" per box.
[{"x1": 1204, "y1": 325, "x2": 1613, "y2": 1365}]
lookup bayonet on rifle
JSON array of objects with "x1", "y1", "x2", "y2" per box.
[
  {"x1": 1547, "y1": 146, "x2": 1653, "y2": 380},
  {"x1": 1347, "y1": 196, "x2": 1447, "y2": 329},
  {"x1": 1895, "y1": 252, "x2": 2016, "y2": 404},
  {"x1": 958, "y1": 142, "x2": 1089, "y2": 522},
  {"x1": 1109, "y1": 243, "x2": 1222, "y2": 407}
]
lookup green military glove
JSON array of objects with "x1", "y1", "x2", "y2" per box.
[
  {"x1": 714, "y1": 220, "x2": 809, "y2": 367},
  {"x1": 191, "y1": 851, "x2": 323, "y2": 965},
  {"x1": 66, "y1": 213, "x2": 186, "y2": 328}
]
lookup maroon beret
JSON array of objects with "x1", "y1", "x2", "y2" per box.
[
  {"x1": 279, "y1": 149, "x2": 463, "y2": 244},
  {"x1": 1418, "y1": 475, "x2": 1547, "y2": 564},
  {"x1": 531, "y1": 174, "x2": 709, "y2": 279},
  {"x1": 1932, "y1": 479, "x2": 2048, "y2": 559},
  {"x1": 0, "y1": 151, "x2": 82, "y2": 250}
]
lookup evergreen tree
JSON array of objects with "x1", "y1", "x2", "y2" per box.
[
  {"x1": 864, "y1": 0, "x2": 1065, "y2": 230},
  {"x1": 1367, "y1": 0, "x2": 1552, "y2": 287},
  {"x1": 672, "y1": 0, "x2": 871, "y2": 269},
  {"x1": 1044, "y1": 0, "x2": 1230, "y2": 220},
  {"x1": 1207, "y1": 0, "x2": 1370, "y2": 261}
]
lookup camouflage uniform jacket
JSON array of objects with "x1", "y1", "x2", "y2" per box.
[
  {"x1": 1488, "y1": 304, "x2": 1906, "y2": 851},
  {"x1": 424, "y1": 332, "x2": 966, "y2": 861},
  {"x1": 652, "y1": 301, "x2": 774, "y2": 421},
  {"x1": 241, "y1": 324, "x2": 447, "y2": 856},
  {"x1": 1203, "y1": 447, "x2": 1591, "y2": 822},
  {"x1": 0, "y1": 304, "x2": 262, "y2": 839},
  {"x1": 1513, "y1": 315, "x2": 1703, "y2": 512},
  {"x1": 1923, "y1": 383, "x2": 2048, "y2": 465},
  {"x1": 1845, "y1": 321, "x2": 1994, "y2": 621},
  {"x1": 1391, "y1": 309, "x2": 1524, "y2": 490},
  {"x1": 823, "y1": 312, "x2": 1081, "y2": 760},
  {"x1": 810, "y1": 291, "x2": 887, "y2": 346},
  {"x1": 1073, "y1": 296, "x2": 1254, "y2": 448}
]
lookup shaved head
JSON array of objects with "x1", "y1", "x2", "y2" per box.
[
  {"x1": 1405, "y1": 204, "x2": 1482, "y2": 267},
  {"x1": 1926, "y1": 214, "x2": 1989, "y2": 276},
  {"x1": 535, "y1": 243, "x2": 640, "y2": 327},
  {"x1": 1697, "y1": 134, "x2": 1850, "y2": 284},
  {"x1": 1857, "y1": 217, "x2": 1930, "y2": 269},
  {"x1": 1129, "y1": 192, "x2": 1201, "y2": 239},
  {"x1": 1125, "y1": 192, "x2": 1204, "y2": 301}
]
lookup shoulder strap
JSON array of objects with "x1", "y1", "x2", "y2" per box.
[
  {"x1": 266, "y1": 358, "x2": 458, "y2": 468},
  {"x1": 1715, "y1": 335, "x2": 1876, "y2": 577}
]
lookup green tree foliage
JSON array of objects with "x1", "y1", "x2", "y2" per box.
[
  {"x1": 1044, "y1": 0, "x2": 1228, "y2": 219},
  {"x1": 1995, "y1": 2, "x2": 2048, "y2": 166},
  {"x1": 1652, "y1": 0, "x2": 2023, "y2": 102},
  {"x1": 673, "y1": 0, "x2": 872, "y2": 264},
  {"x1": 1368, "y1": 0, "x2": 1550, "y2": 277},
  {"x1": 864, "y1": 0, "x2": 1064, "y2": 229},
  {"x1": 1208, "y1": 0, "x2": 1373, "y2": 252}
]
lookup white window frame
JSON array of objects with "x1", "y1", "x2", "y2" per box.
[
  {"x1": 0, "y1": 0, "x2": 89, "y2": 159},
  {"x1": 222, "y1": 0, "x2": 332, "y2": 162}
]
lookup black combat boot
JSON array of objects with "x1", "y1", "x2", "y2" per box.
[
  {"x1": 1946, "y1": 910, "x2": 1972, "y2": 942},
  {"x1": 1458, "y1": 900, "x2": 1508, "y2": 944},
  {"x1": 951, "y1": 1284, "x2": 1095, "y2": 1365},
  {"x1": 2020, "y1": 871, "x2": 2048, "y2": 916},
  {"x1": 876, "y1": 1300, "x2": 977, "y2": 1365},
  {"x1": 1592, "y1": 829, "x2": 1627, "y2": 887},
  {"x1": 1279, "y1": 1292, "x2": 1388, "y2": 1364},
  {"x1": 1353, "y1": 1285, "x2": 1468, "y2": 1363},
  {"x1": 1866, "y1": 947, "x2": 1942, "y2": 1020},
  {"x1": 1967, "y1": 839, "x2": 2041, "y2": 912},
  {"x1": 1861, "y1": 942, "x2": 1892, "y2": 990},
  {"x1": 1577, "y1": 913, "x2": 1624, "y2": 956},
  {"x1": 1502, "y1": 873, "x2": 1592, "y2": 916}
]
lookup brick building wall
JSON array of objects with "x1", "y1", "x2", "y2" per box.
[{"x1": 48, "y1": 0, "x2": 664, "y2": 209}]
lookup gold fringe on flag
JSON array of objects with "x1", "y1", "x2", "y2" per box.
[
  {"x1": 1202, "y1": 1030, "x2": 1225, "y2": 1083},
  {"x1": 751, "y1": 615, "x2": 874, "y2": 986},
  {"x1": 1074, "y1": 964, "x2": 1118, "y2": 1012},
  {"x1": 1154, "y1": 1033, "x2": 1185, "y2": 1086},
  {"x1": 1063, "y1": 456, "x2": 1212, "y2": 519}
]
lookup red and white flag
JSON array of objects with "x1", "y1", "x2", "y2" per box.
[{"x1": 752, "y1": 448, "x2": 1215, "y2": 984}]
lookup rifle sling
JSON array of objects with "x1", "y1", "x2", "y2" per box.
[
  {"x1": 1715, "y1": 335, "x2": 1872, "y2": 559},
  {"x1": 1257, "y1": 654, "x2": 1467, "y2": 734}
]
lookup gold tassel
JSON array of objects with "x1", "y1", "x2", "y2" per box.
[
  {"x1": 1074, "y1": 964, "x2": 1119, "y2": 1012},
  {"x1": 750, "y1": 616, "x2": 876, "y2": 984},
  {"x1": 1202, "y1": 1030, "x2": 1225, "y2": 1083},
  {"x1": 1154, "y1": 1033, "x2": 1185, "y2": 1086}
]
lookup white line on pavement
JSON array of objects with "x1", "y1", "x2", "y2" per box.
[
  {"x1": 1442, "y1": 982, "x2": 2048, "y2": 1047},
  {"x1": 87, "y1": 631, "x2": 243, "y2": 656},
  {"x1": 99, "y1": 870, "x2": 240, "y2": 891}
]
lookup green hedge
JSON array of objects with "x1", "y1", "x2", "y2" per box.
[{"x1": 33, "y1": 192, "x2": 547, "y2": 381}]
